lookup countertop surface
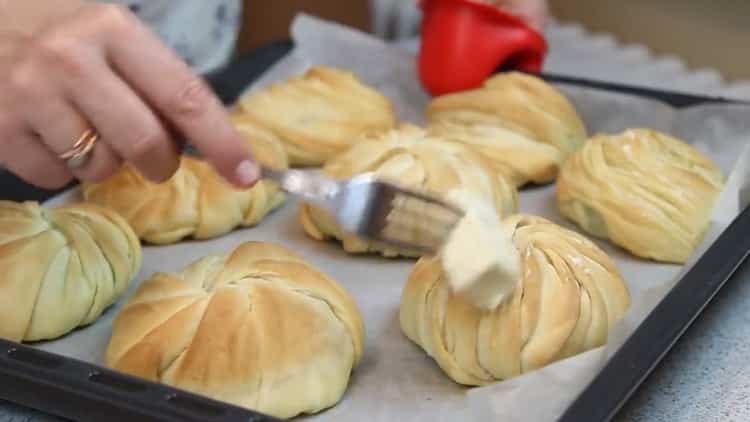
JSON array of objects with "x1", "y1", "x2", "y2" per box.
[{"x1": 2, "y1": 20, "x2": 750, "y2": 422}]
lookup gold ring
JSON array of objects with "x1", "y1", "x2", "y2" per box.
[{"x1": 60, "y1": 129, "x2": 99, "y2": 170}]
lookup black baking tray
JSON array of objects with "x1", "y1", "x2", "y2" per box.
[{"x1": 1, "y1": 39, "x2": 749, "y2": 422}]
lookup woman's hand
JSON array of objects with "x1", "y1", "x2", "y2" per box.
[{"x1": 0, "y1": 2, "x2": 260, "y2": 190}]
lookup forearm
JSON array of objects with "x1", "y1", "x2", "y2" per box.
[{"x1": 0, "y1": 0, "x2": 85, "y2": 34}]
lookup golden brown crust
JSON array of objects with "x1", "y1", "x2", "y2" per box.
[
  {"x1": 105, "y1": 241, "x2": 364, "y2": 419},
  {"x1": 0, "y1": 201, "x2": 141, "y2": 342},
  {"x1": 230, "y1": 110, "x2": 291, "y2": 170},
  {"x1": 298, "y1": 124, "x2": 519, "y2": 257},
  {"x1": 556, "y1": 128, "x2": 725, "y2": 263},
  {"x1": 234, "y1": 66, "x2": 397, "y2": 166},
  {"x1": 400, "y1": 214, "x2": 630, "y2": 386},
  {"x1": 427, "y1": 72, "x2": 587, "y2": 186},
  {"x1": 82, "y1": 156, "x2": 286, "y2": 244}
]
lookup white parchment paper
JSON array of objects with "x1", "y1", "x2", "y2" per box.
[{"x1": 39, "y1": 14, "x2": 750, "y2": 422}]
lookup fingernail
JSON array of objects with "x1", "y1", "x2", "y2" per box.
[{"x1": 235, "y1": 160, "x2": 260, "y2": 187}]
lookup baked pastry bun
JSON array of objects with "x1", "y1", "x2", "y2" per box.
[
  {"x1": 400, "y1": 214, "x2": 630, "y2": 386},
  {"x1": 105, "y1": 242, "x2": 364, "y2": 419},
  {"x1": 299, "y1": 124, "x2": 519, "y2": 257},
  {"x1": 0, "y1": 201, "x2": 141, "y2": 342},
  {"x1": 557, "y1": 128, "x2": 724, "y2": 264},
  {"x1": 427, "y1": 72, "x2": 587, "y2": 187},
  {"x1": 82, "y1": 156, "x2": 286, "y2": 245},
  {"x1": 234, "y1": 66, "x2": 397, "y2": 167}
]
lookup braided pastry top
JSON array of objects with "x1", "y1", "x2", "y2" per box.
[
  {"x1": 557, "y1": 128, "x2": 724, "y2": 263},
  {"x1": 235, "y1": 66, "x2": 397, "y2": 166},
  {"x1": 299, "y1": 124, "x2": 519, "y2": 257},
  {"x1": 427, "y1": 72, "x2": 587, "y2": 186},
  {"x1": 400, "y1": 214, "x2": 630, "y2": 385},
  {"x1": 0, "y1": 201, "x2": 141, "y2": 342},
  {"x1": 106, "y1": 242, "x2": 364, "y2": 419},
  {"x1": 83, "y1": 156, "x2": 286, "y2": 244}
]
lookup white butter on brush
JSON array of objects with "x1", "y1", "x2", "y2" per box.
[{"x1": 440, "y1": 190, "x2": 521, "y2": 310}]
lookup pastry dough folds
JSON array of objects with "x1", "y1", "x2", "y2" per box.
[
  {"x1": 235, "y1": 66, "x2": 397, "y2": 166},
  {"x1": 557, "y1": 128, "x2": 724, "y2": 263},
  {"x1": 299, "y1": 124, "x2": 519, "y2": 257},
  {"x1": 0, "y1": 201, "x2": 141, "y2": 342},
  {"x1": 400, "y1": 214, "x2": 630, "y2": 386},
  {"x1": 105, "y1": 242, "x2": 364, "y2": 419},
  {"x1": 427, "y1": 72, "x2": 587, "y2": 186},
  {"x1": 82, "y1": 156, "x2": 286, "y2": 244}
]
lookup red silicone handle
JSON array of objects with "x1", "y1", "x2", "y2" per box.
[{"x1": 418, "y1": 0, "x2": 548, "y2": 96}]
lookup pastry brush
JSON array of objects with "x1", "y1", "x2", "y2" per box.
[{"x1": 183, "y1": 145, "x2": 463, "y2": 255}]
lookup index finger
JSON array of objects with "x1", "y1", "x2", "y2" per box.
[{"x1": 101, "y1": 8, "x2": 260, "y2": 187}]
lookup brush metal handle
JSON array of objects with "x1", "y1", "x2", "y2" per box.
[{"x1": 261, "y1": 167, "x2": 341, "y2": 205}]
